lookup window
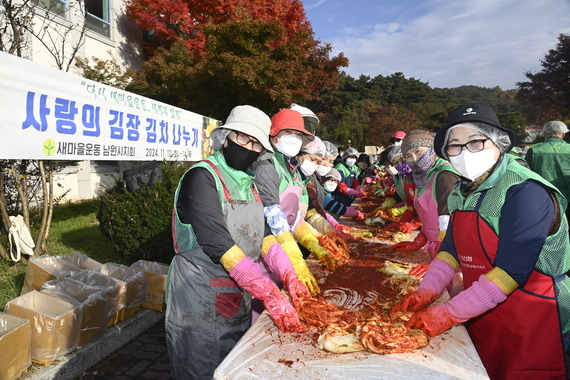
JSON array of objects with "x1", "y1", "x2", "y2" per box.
[
  {"x1": 37, "y1": 0, "x2": 67, "y2": 18},
  {"x1": 86, "y1": 0, "x2": 111, "y2": 38}
]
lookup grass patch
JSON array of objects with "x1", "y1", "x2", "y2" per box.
[{"x1": 0, "y1": 198, "x2": 125, "y2": 310}]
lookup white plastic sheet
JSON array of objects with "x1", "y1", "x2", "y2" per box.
[
  {"x1": 215, "y1": 305, "x2": 489, "y2": 380},
  {"x1": 215, "y1": 205, "x2": 488, "y2": 379}
]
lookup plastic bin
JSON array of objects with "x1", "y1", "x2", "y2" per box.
[
  {"x1": 131, "y1": 260, "x2": 169, "y2": 311},
  {"x1": 41, "y1": 278, "x2": 108, "y2": 346},
  {"x1": 20, "y1": 255, "x2": 82, "y2": 295},
  {"x1": 58, "y1": 252, "x2": 102, "y2": 270},
  {"x1": 70, "y1": 270, "x2": 126, "y2": 325},
  {"x1": 0, "y1": 313, "x2": 31, "y2": 380},
  {"x1": 5, "y1": 291, "x2": 81, "y2": 365}
]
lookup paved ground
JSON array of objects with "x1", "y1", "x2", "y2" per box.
[{"x1": 77, "y1": 319, "x2": 173, "y2": 380}]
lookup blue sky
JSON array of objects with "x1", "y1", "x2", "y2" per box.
[{"x1": 301, "y1": 0, "x2": 570, "y2": 90}]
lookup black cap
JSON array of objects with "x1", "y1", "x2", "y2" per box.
[{"x1": 434, "y1": 103, "x2": 515, "y2": 158}]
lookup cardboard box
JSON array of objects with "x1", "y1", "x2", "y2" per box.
[
  {"x1": 6, "y1": 291, "x2": 81, "y2": 365},
  {"x1": 58, "y1": 252, "x2": 102, "y2": 270},
  {"x1": 21, "y1": 255, "x2": 82, "y2": 295},
  {"x1": 131, "y1": 260, "x2": 169, "y2": 312},
  {"x1": 0, "y1": 313, "x2": 31, "y2": 380},
  {"x1": 70, "y1": 270, "x2": 125, "y2": 319},
  {"x1": 94, "y1": 263, "x2": 148, "y2": 323},
  {"x1": 41, "y1": 278, "x2": 109, "y2": 346},
  {"x1": 107, "y1": 306, "x2": 141, "y2": 326}
]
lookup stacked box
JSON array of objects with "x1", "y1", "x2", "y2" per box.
[
  {"x1": 5, "y1": 291, "x2": 81, "y2": 365},
  {"x1": 58, "y1": 252, "x2": 102, "y2": 270},
  {"x1": 0, "y1": 313, "x2": 31, "y2": 380},
  {"x1": 131, "y1": 260, "x2": 169, "y2": 311},
  {"x1": 94, "y1": 263, "x2": 148, "y2": 324},
  {"x1": 20, "y1": 255, "x2": 82, "y2": 295},
  {"x1": 41, "y1": 278, "x2": 109, "y2": 346},
  {"x1": 70, "y1": 270, "x2": 125, "y2": 327}
]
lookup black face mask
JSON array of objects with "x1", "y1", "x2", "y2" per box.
[{"x1": 222, "y1": 137, "x2": 261, "y2": 171}]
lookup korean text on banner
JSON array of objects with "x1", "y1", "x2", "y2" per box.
[{"x1": 0, "y1": 51, "x2": 216, "y2": 161}]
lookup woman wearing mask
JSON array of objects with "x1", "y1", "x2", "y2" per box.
[
  {"x1": 392, "y1": 103, "x2": 570, "y2": 380},
  {"x1": 355, "y1": 153, "x2": 377, "y2": 184},
  {"x1": 333, "y1": 147, "x2": 367, "y2": 206},
  {"x1": 251, "y1": 109, "x2": 339, "y2": 284},
  {"x1": 381, "y1": 145, "x2": 420, "y2": 234},
  {"x1": 167, "y1": 106, "x2": 305, "y2": 379},
  {"x1": 300, "y1": 138, "x2": 356, "y2": 239},
  {"x1": 319, "y1": 141, "x2": 364, "y2": 221},
  {"x1": 320, "y1": 168, "x2": 363, "y2": 219},
  {"x1": 388, "y1": 130, "x2": 459, "y2": 277}
]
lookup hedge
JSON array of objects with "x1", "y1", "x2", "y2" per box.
[{"x1": 97, "y1": 162, "x2": 187, "y2": 264}]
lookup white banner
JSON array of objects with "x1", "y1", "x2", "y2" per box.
[{"x1": 0, "y1": 51, "x2": 216, "y2": 161}]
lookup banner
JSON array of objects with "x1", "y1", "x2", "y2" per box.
[{"x1": 0, "y1": 52, "x2": 217, "y2": 161}]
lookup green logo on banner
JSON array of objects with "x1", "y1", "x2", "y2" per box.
[{"x1": 43, "y1": 139, "x2": 56, "y2": 156}]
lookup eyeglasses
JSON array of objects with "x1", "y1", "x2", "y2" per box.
[
  {"x1": 446, "y1": 138, "x2": 490, "y2": 157},
  {"x1": 234, "y1": 131, "x2": 263, "y2": 153}
]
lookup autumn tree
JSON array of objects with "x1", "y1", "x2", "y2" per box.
[
  {"x1": 125, "y1": 0, "x2": 310, "y2": 56},
  {"x1": 367, "y1": 103, "x2": 420, "y2": 146},
  {"x1": 516, "y1": 33, "x2": 570, "y2": 124},
  {"x1": 126, "y1": 11, "x2": 348, "y2": 119}
]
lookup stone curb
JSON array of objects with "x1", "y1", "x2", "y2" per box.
[{"x1": 20, "y1": 308, "x2": 165, "y2": 380}]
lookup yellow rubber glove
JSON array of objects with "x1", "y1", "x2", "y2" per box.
[
  {"x1": 380, "y1": 197, "x2": 397, "y2": 208},
  {"x1": 275, "y1": 231, "x2": 320, "y2": 295},
  {"x1": 219, "y1": 245, "x2": 247, "y2": 271},
  {"x1": 387, "y1": 205, "x2": 408, "y2": 217},
  {"x1": 293, "y1": 223, "x2": 338, "y2": 271}
]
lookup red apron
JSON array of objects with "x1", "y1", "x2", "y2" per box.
[{"x1": 451, "y1": 207, "x2": 567, "y2": 380}]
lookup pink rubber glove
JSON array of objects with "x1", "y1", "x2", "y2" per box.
[
  {"x1": 406, "y1": 274, "x2": 507, "y2": 337},
  {"x1": 336, "y1": 222, "x2": 354, "y2": 232},
  {"x1": 230, "y1": 257, "x2": 304, "y2": 333},
  {"x1": 345, "y1": 188, "x2": 366, "y2": 197},
  {"x1": 389, "y1": 230, "x2": 427, "y2": 251},
  {"x1": 409, "y1": 264, "x2": 429, "y2": 278},
  {"x1": 418, "y1": 259, "x2": 456, "y2": 294},
  {"x1": 391, "y1": 288, "x2": 438, "y2": 314},
  {"x1": 325, "y1": 213, "x2": 340, "y2": 228},
  {"x1": 344, "y1": 207, "x2": 364, "y2": 219},
  {"x1": 391, "y1": 259, "x2": 455, "y2": 313},
  {"x1": 263, "y1": 243, "x2": 312, "y2": 308},
  {"x1": 383, "y1": 219, "x2": 422, "y2": 234},
  {"x1": 326, "y1": 214, "x2": 354, "y2": 238},
  {"x1": 399, "y1": 208, "x2": 416, "y2": 223}
]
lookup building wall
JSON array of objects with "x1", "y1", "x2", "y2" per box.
[{"x1": 21, "y1": 0, "x2": 145, "y2": 202}]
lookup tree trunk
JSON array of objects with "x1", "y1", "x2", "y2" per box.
[{"x1": 35, "y1": 160, "x2": 49, "y2": 255}]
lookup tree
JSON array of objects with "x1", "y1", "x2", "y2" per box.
[
  {"x1": 498, "y1": 112, "x2": 528, "y2": 146},
  {"x1": 366, "y1": 103, "x2": 420, "y2": 145},
  {"x1": 75, "y1": 52, "x2": 133, "y2": 89},
  {"x1": 516, "y1": 33, "x2": 570, "y2": 124},
  {"x1": 125, "y1": 0, "x2": 309, "y2": 56},
  {"x1": 0, "y1": 0, "x2": 88, "y2": 261},
  {"x1": 127, "y1": 13, "x2": 348, "y2": 119}
]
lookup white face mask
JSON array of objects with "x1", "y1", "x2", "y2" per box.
[
  {"x1": 449, "y1": 148, "x2": 497, "y2": 181},
  {"x1": 300, "y1": 158, "x2": 318, "y2": 176},
  {"x1": 315, "y1": 165, "x2": 330, "y2": 176},
  {"x1": 387, "y1": 166, "x2": 399, "y2": 176},
  {"x1": 324, "y1": 181, "x2": 338, "y2": 192},
  {"x1": 345, "y1": 158, "x2": 356, "y2": 167},
  {"x1": 274, "y1": 134, "x2": 303, "y2": 158}
]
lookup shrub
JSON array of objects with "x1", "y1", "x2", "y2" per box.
[{"x1": 97, "y1": 162, "x2": 187, "y2": 264}]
